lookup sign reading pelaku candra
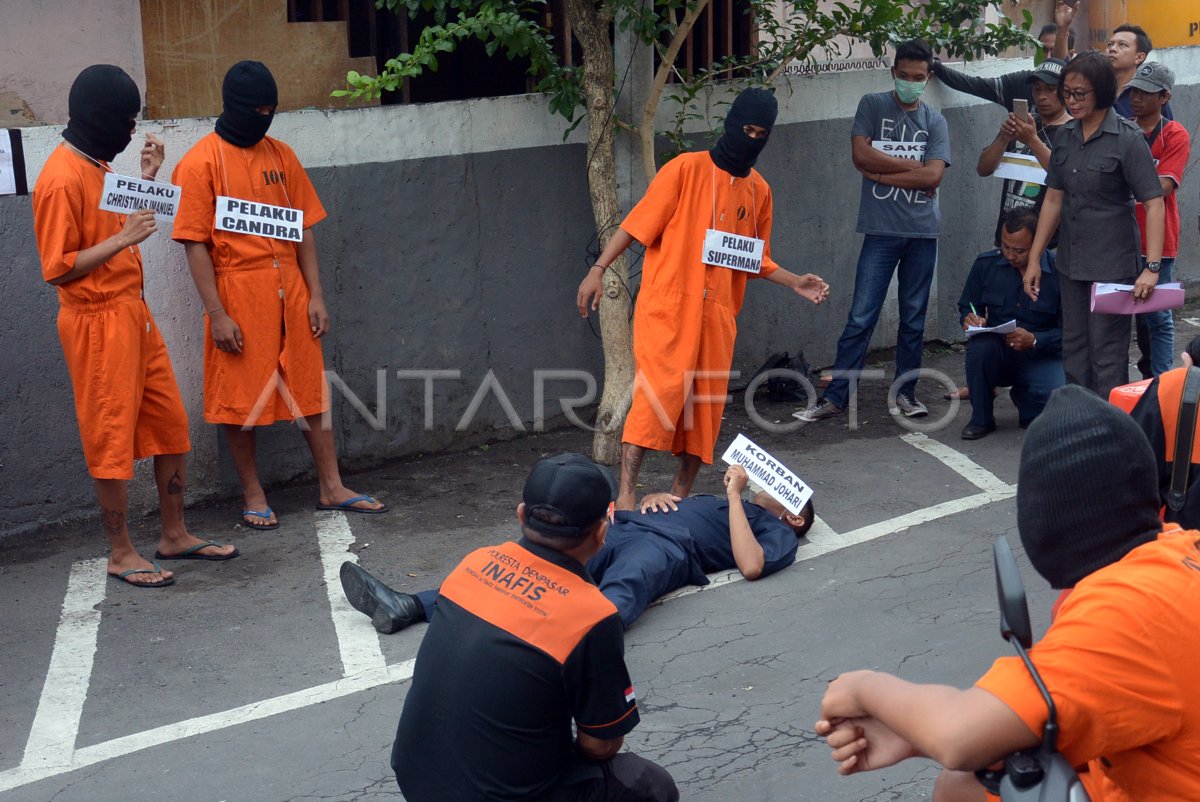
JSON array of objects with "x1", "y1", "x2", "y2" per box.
[
  {"x1": 215, "y1": 196, "x2": 304, "y2": 243},
  {"x1": 99, "y1": 172, "x2": 180, "y2": 221},
  {"x1": 721, "y1": 433, "x2": 814, "y2": 514}
]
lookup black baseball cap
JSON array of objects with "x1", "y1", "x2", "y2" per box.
[
  {"x1": 523, "y1": 452, "x2": 617, "y2": 538},
  {"x1": 1028, "y1": 57, "x2": 1066, "y2": 86}
]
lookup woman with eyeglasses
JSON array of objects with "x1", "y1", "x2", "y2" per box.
[{"x1": 1021, "y1": 51, "x2": 1165, "y2": 400}]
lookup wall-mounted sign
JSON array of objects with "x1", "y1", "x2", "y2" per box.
[{"x1": 0, "y1": 129, "x2": 28, "y2": 196}]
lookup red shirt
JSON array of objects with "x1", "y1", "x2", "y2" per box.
[{"x1": 1135, "y1": 119, "x2": 1190, "y2": 258}]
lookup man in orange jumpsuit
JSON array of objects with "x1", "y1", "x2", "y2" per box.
[
  {"x1": 33, "y1": 65, "x2": 238, "y2": 587},
  {"x1": 577, "y1": 88, "x2": 828, "y2": 509},
  {"x1": 173, "y1": 61, "x2": 385, "y2": 529},
  {"x1": 816, "y1": 386, "x2": 1200, "y2": 801}
]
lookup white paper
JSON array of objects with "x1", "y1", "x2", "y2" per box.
[
  {"x1": 872, "y1": 140, "x2": 926, "y2": 161},
  {"x1": 720, "y1": 433, "x2": 813, "y2": 514},
  {"x1": 215, "y1": 195, "x2": 303, "y2": 243},
  {"x1": 966, "y1": 319, "x2": 1018, "y2": 338},
  {"x1": 702, "y1": 228, "x2": 763, "y2": 273},
  {"x1": 0, "y1": 133, "x2": 16, "y2": 196},
  {"x1": 99, "y1": 172, "x2": 180, "y2": 221},
  {"x1": 991, "y1": 151, "x2": 1046, "y2": 186}
]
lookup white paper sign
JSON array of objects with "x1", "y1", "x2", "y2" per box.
[
  {"x1": 720, "y1": 433, "x2": 813, "y2": 514},
  {"x1": 215, "y1": 196, "x2": 303, "y2": 243},
  {"x1": 702, "y1": 229, "x2": 764, "y2": 273},
  {"x1": 0, "y1": 132, "x2": 18, "y2": 196},
  {"x1": 966, "y1": 319, "x2": 1018, "y2": 338},
  {"x1": 872, "y1": 140, "x2": 926, "y2": 160},
  {"x1": 992, "y1": 151, "x2": 1046, "y2": 186},
  {"x1": 99, "y1": 172, "x2": 180, "y2": 221}
]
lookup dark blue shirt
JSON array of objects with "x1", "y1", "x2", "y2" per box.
[
  {"x1": 625, "y1": 495, "x2": 799, "y2": 577},
  {"x1": 957, "y1": 250, "x2": 1063, "y2": 355}
]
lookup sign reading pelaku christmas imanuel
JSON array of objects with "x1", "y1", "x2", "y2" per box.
[
  {"x1": 721, "y1": 433, "x2": 813, "y2": 514},
  {"x1": 215, "y1": 195, "x2": 303, "y2": 243},
  {"x1": 99, "y1": 172, "x2": 180, "y2": 221}
]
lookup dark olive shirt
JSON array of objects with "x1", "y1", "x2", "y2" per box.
[{"x1": 1045, "y1": 108, "x2": 1163, "y2": 282}]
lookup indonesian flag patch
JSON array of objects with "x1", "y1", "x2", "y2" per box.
[{"x1": 624, "y1": 685, "x2": 636, "y2": 703}]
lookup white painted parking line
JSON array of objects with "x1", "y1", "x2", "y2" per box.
[
  {"x1": 655, "y1": 436, "x2": 1016, "y2": 606},
  {"x1": 900, "y1": 432, "x2": 1012, "y2": 496},
  {"x1": 316, "y1": 512, "x2": 386, "y2": 677},
  {"x1": 2, "y1": 435, "x2": 1018, "y2": 794},
  {"x1": 0, "y1": 660, "x2": 417, "y2": 793},
  {"x1": 19, "y1": 557, "x2": 107, "y2": 772}
]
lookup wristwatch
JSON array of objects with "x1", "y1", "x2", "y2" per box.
[{"x1": 1146, "y1": 260, "x2": 1161, "y2": 273}]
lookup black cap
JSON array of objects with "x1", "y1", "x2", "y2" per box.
[
  {"x1": 1028, "y1": 57, "x2": 1067, "y2": 86},
  {"x1": 523, "y1": 453, "x2": 617, "y2": 538}
]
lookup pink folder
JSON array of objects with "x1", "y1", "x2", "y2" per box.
[{"x1": 1090, "y1": 282, "x2": 1184, "y2": 314}]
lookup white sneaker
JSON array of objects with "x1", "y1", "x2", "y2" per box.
[
  {"x1": 793, "y1": 398, "x2": 845, "y2": 424},
  {"x1": 891, "y1": 393, "x2": 928, "y2": 418}
]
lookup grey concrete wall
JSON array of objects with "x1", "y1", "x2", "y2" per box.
[{"x1": 2, "y1": 51, "x2": 1199, "y2": 536}]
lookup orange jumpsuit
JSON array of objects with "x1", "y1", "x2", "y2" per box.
[
  {"x1": 172, "y1": 133, "x2": 328, "y2": 426},
  {"x1": 32, "y1": 145, "x2": 190, "y2": 479},
  {"x1": 620, "y1": 151, "x2": 780, "y2": 463}
]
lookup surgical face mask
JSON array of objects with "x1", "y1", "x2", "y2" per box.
[{"x1": 894, "y1": 78, "x2": 927, "y2": 105}]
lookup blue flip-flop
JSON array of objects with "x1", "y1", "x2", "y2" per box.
[
  {"x1": 241, "y1": 508, "x2": 279, "y2": 530},
  {"x1": 155, "y1": 540, "x2": 240, "y2": 561},
  {"x1": 110, "y1": 562, "x2": 175, "y2": 588},
  {"x1": 315, "y1": 494, "x2": 388, "y2": 514}
]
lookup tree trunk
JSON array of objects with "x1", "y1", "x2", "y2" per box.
[
  {"x1": 637, "y1": 0, "x2": 708, "y2": 183},
  {"x1": 563, "y1": 0, "x2": 635, "y2": 465}
]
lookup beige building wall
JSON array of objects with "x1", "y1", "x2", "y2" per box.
[
  {"x1": 0, "y1": 0, "x2": 146, "y2": 125},
  {"x1": 139, "y1": 0, "x2": 377, "y2": 118}
]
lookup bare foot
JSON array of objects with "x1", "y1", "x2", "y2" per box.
[
  {"x1": 241, "y1": 493, "x2": 277, "y2": 528},
  {"x1": 615, "y1": 493, "x2": 637, "y2": 512},
  {"x1": 319, "y1": 488, "x2": 385, "y2": 512},
  {"x1": 108, "y1": 554, "x2": 174, "y2": 586},
  {"x1": 157, "y1": 531, "x2": 237, "y2": 559}
]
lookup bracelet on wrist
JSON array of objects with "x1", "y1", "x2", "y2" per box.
[
  {"x1": 592, "y1": 263, "x2": 609, "y2": 273},
  {"x1": 205, "y1": 306, "x2": 224, "y2": 317}
]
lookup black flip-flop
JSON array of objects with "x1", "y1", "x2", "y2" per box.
[
  {"x1": 155, "y1": 540, "x2": 240, "y2": 561},
  {"x1": 109, "y1": 562, "x2": 175, "y2": 588}
]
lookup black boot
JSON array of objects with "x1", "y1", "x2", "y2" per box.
[{"x1": 339, "y1": 561, "x2": 425, "y2": 634}]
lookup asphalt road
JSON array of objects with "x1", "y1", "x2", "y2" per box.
[{"x1": 4, "y1": 320, "x2": 1191, "y2": 802}]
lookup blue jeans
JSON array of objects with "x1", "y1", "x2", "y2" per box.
[
  {"x1": 964, "y1": 334, "x2": 1065, "y2": 427},
  {"x1": 824, "y1": 235, "x2": 939, "y2": 408},
  {"x1": 1134, "y1": 257, "x2": 1176, "y2": 377}
]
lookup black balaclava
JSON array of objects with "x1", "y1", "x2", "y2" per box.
[
  {"x1": 62, "y1": 65, "x2": 140, "y2": 163},
  {"x1": 710, "y1": 87, "x2": 778, "y2": 178},
  {"x1": 1017, "y1": 385, "x2": 1161, "y2": 589},
  {"x1": 215, "y1": 61, "x2": 278, "y2": 148}
]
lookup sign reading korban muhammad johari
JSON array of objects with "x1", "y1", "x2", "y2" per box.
[
  {"x1": 721, "y1": 433, "x2": 814, "y2": 514},
  {"x1": 215, "y1": 195, "x2": 304, "y2": 243}
]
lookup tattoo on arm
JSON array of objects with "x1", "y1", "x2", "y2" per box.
[{"x1": 167, "y1": 470, "x2": 183, "y2": 495}]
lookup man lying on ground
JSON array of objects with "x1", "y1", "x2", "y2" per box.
[{"x1": 340, "y1": 464, "x2": 815, "y2": 633}]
